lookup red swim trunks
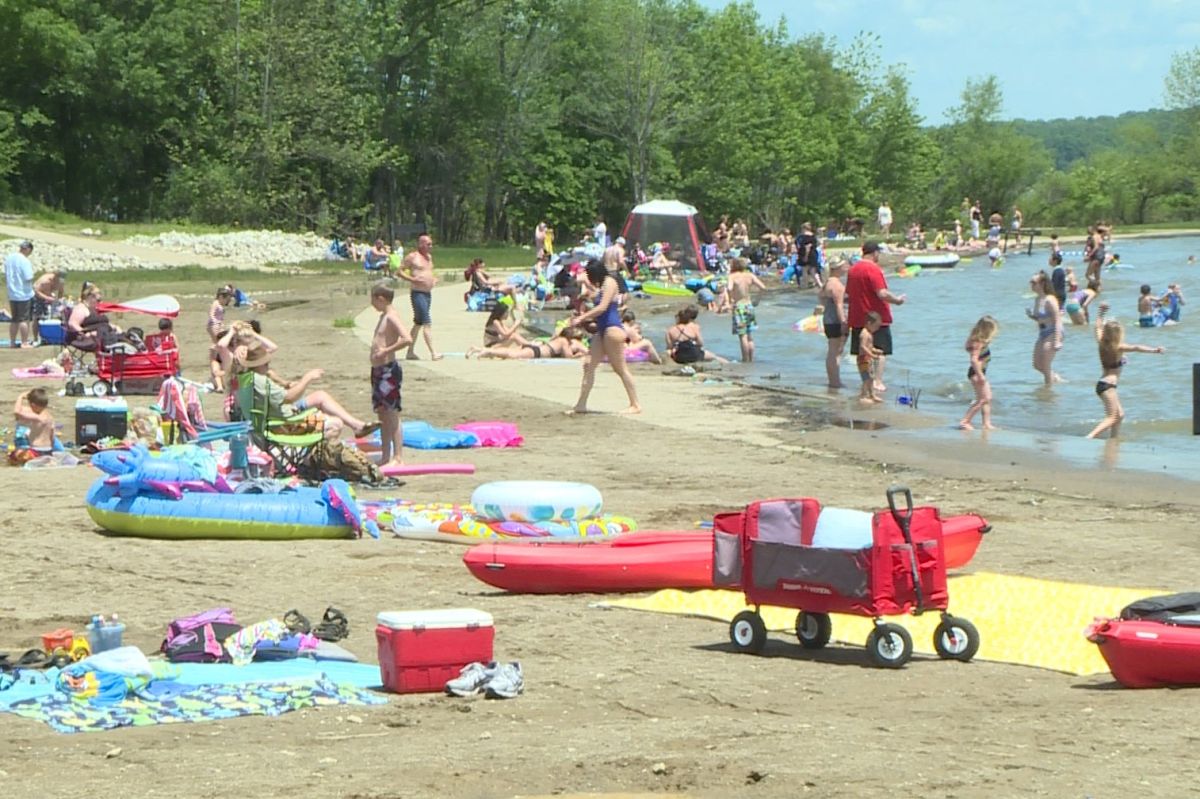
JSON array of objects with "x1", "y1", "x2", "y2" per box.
[{"x1": 371, "y1": 361, "x2": 403, "y2": 412}]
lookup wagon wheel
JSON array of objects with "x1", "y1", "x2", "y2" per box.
[
  {"x1": 933, "y1": 616, "x2": 980, "y2": 662},
  {"x1": 865, "y1": 623, "x2": 913, "y2": 669},
  {"x1": 92, "y1": 380, "x2": 109, "y2": 397},
  {"x1": 729, "y1": 610, "x2": 767, "y2": 654},
  {"x1": 795, "y1": 611, "x2": 832, "y2": 650}
]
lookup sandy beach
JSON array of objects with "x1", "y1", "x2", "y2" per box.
[{"x1": 3, "y1": 233, "x2": 1200, "y2": 798}]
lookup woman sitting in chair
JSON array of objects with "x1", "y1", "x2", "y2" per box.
[
  {"x1": 234, "y1": 343, "x2": 379, "y2": 439},
  {"x1": 67, "y1": 285, "x2": 126, "y2": 351}
]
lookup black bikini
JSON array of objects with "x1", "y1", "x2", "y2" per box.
[{"x1": 1095, "y1": 356, "x2": 1127, "y2": 395}]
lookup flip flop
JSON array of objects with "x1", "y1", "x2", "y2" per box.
[{"x1": 357, "y1": 422, "x2": 381, "y2": 438}]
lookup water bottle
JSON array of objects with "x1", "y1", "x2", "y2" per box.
[
  {"x1": 897, "y1": 395, "x2": 912, "y2": 406},
  {"x1": 230, "y1": 432, "x2": 249, "y2": 470}
]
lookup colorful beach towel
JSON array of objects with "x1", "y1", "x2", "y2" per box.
[{"x1": 4, "y1": 674, "x2": 384, "y2": 733}]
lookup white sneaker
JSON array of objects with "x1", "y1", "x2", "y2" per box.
[
  {"x1": 484, "y1": 662, "x2": 523, "y2": 699},
  {"x1": 445, "y1": 661, "x2": 495, "y2": 697}
]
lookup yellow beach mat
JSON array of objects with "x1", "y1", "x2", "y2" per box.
[{"x1": 601, "y1": 572, "x2": 1161, "y2": 676}]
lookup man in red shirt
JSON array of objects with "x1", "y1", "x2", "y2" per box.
[{"x1": 847, "y1": 241, "x2": 906, "y2": 391}]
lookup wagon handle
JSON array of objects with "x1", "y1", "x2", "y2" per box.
[
  {"x1": 886, "y1": 485, "x2": 913, "y2": 523},
  {"x1": 886, "y1": 484, "x2": 926, "y2": 614}
]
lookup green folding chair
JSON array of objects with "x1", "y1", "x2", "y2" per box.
[{"x1": 232, "y1": 371, "x2": 325, "y2": 475}]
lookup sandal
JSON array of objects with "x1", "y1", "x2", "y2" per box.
[
  {"x1": 283, "y1": 609, "x2": 311, "y2": 635},
  {"x1": 357, "y1": 422, "x2": 381, "y2": 439},
  {"x1": 312, "y1": 607, "x2": 349, "y2": 642},
  {"x1": 16, "y1": 649, "x2": 49, "y2": 669}
]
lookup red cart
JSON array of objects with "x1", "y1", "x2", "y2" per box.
[{"x1": 713, "y1": 486, "x2": 979, "y2": 668}]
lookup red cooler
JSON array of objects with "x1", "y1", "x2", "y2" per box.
[{"x1": 375, "y1": 608, "x2": 494, "y2": 694}]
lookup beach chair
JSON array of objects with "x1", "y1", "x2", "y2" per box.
[{"x1": 232, "y1": 371, "x2": 324, "y2": 475}]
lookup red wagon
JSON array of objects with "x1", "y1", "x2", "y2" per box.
[
  {"x1": 91, "y1": 334, "x2": 179, "y2": 395},
  {"x1": 713, "y1": 486, "x2": 979, "y2": 668}
]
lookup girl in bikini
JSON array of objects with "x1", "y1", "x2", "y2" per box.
[
  {"x1": 476, "y1": 326, "x2": 587, "y2": 360},
  {"x1": 1026, "y1": 271, "x2": 1064, "y2": 386},
  {"x1": 958, "y1": 315, "x2": 999, "y2": 431},
  {"x1": 466, "y1": 301, "x2": 530, "y2": 357},
  {"x1": 1086, "y1": 303, "x2": 1165, "y2": 439},
  {"x1": 665, "y1": 306, "x2": 728, "y2": 365}
]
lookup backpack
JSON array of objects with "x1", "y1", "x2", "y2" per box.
[
  {"x1": 300, "y1": 437, "x2": 384, "y2": 485},
  {"x1": 161, "y1": 608, "x2": 243, "y2": 663}
]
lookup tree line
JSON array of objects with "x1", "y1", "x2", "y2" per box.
[{"x1": 0, "y1": 0, "x2": 1197, "y2": 244}]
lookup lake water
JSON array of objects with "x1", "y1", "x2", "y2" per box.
[{"x1": 641, "y1": 236, "x2": 1200, "y2": 479}]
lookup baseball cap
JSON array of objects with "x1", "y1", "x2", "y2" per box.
[
  {"x1": 861, "y1": 241, "x2": 881, "y2": 255},
  {"x1": 615, "y1": 236, "x2": 626, "y2": 246},
  {"x1": 19, "y1": 240, "x2": 33, "y2": 251}
]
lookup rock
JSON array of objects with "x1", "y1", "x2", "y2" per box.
[
  {"x1": 651, "y1": 762, "x2": 667, "y2": 775},
  {"x1": 104, "y1": 747, "x2": 122, "y2": 759}
]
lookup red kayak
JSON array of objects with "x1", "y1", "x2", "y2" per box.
[
  {"x1": 463, "y1": 513, "x2": 990, "y2": 595},
  {"x1": 1087, "y1": 617, "x2": 1200, "y2": 688}
]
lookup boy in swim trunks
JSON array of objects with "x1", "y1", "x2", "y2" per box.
[
  {"x1": 10, "y1": 388, "x2": 54, "y2": 465},
  {"x1": 728, "y1": 258, "x2": 766, "y2": 362},
  {"x1": 370, "y1": 283, "x2": 412, "y2": 467}
]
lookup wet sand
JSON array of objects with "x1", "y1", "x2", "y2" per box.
[{"x1": 2, "y1": 254, "x2": 1200, "y2": 798}]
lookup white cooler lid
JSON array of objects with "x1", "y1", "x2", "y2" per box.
[
  {"x1": 75, "y1": 398, "x2": 129, "y2": 412},
  {"x1": 377, "y1": 608, "x2": 493, "y2": 630}
]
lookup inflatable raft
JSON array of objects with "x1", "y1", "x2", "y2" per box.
[
  {"x1": 903, "y1": 253, "x2": 960, "y2": 268},
  {"x1": 85, "y1": 478, "x2": 359, "y2": 540},
  {"x1": 1088, "y1": 592, "x2": 1200, "y2": 688},
  {"x1": 364, "y1": 500, "x2": 634, "y2": 544},
  {"x1": 463, "y1": 513, "x2": 990, "y2": 594}
]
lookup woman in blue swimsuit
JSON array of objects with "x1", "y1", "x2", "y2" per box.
[
  {"x1": 568, "y1": 259, "x2": 641, "y2": 415},
  {"x1": 1026, "y1": 271, "x2": 1064, "y2": 386},
  {"x1": 1086, "y1": 303, "x2": 1165, "y2": 439}
]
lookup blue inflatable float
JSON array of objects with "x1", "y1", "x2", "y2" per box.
[{"x1": 85, "y1": 478, "x2": 361, "y2": 540}]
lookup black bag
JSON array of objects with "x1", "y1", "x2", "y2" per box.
[{"x1": 1119, "y1": 592, "x2": 1200, "y2": 625}]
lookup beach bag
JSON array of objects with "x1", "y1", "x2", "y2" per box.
[
  {"x1": 161, "y1": 608, "x2": 242, "y2": 663},
  {"x1": 300, "y1": 438, "x2": 383, "y2": 485}
]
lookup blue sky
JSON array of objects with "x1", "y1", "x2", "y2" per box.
[{"x1": 696, "y1": 0, "x2": 1200, "y2": 121}]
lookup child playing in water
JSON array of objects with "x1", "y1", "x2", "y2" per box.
[
  {"x1": 10, "y1": 388, "x2": 54, "y2": 464},
  {"x1": 728, "y1": 258, "x2": 766, "y2": 362},
  {"x1": 958, "y1": 316, "x2": 999, "y2": 430},
  {"x1": 857, "y1": 312, "x2": 884, "y2": 404}
]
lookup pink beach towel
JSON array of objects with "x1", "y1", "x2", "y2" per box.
[{"x1": 453, "y1": 421, "x2": 524, "y2": 448}]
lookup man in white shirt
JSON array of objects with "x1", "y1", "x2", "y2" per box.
[
  {"x1": 5, "y1": 240, "x2": 35, "y2": 348},
  {"x1": 593, "y1": 216, "x2": 607, "y2": 248}
]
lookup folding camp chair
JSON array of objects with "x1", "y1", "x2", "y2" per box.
[{"x1": 232, "y1": 371, "x2": 324, "y2": 475}]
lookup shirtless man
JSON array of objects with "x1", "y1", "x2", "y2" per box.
[
  {"x1": 397, "y1": 234, "x2": 441, "y2": 360},
  {"x1": 32, "y1": 269, "x2": 66, "y2": 320},
  {"x1": 727, "y1": 258, "x2": 766, "y2": 362},
  {"x1": 369, "y1": 283, "x2": 412, "y2": 467}
]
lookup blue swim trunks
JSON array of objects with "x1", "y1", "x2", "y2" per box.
[{"x1": 411, "y1": 290, "x2": 432, "y2": 326}]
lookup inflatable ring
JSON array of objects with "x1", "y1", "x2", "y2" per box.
[{"x1": 471, "y1": 480, "x2": 603, "y2": 522}]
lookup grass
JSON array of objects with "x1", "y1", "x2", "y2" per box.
[{"x1": 332, "y1": 316, "x2": 357, "y2": 329}]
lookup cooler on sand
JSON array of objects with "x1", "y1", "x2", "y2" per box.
[
  {"x1": 75, "y1": 398, "x2": 128, "y2": 445},
  {"x1": 376, "y1": 609, "x2": 494, "y2": 694},
  {"x1": 38, "y1": 319, "x2": 66, "y2": 345}
]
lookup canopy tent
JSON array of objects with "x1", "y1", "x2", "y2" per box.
[{"x1": 620, "y1": 200, "x2": 710, "y2": 273}]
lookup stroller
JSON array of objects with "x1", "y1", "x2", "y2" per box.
[
  {"x1": 63, "y1": 295, "x2": 181, "y2": 397},
  {"x1": 713, "y1": 486, "x2": 979, "y2": 669}
]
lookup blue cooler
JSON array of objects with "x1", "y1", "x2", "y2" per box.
[
  {"x1": 38, "y1": 319, "x2": 66, "y2": 345},
  {"x1": 75, "y1": 398, "x2": 128, "y2": 445}
]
